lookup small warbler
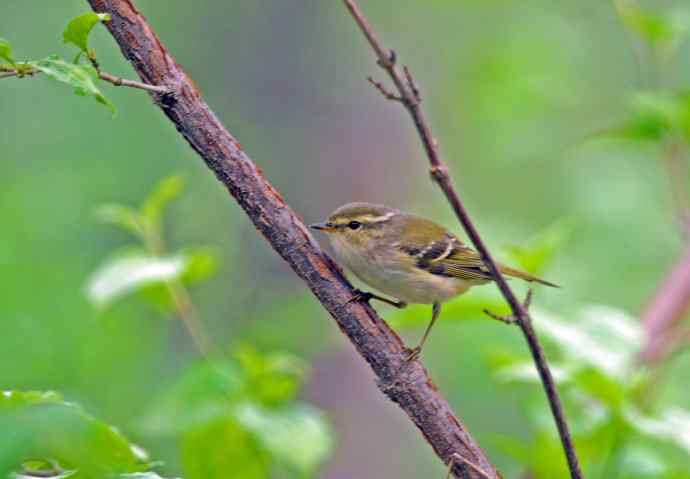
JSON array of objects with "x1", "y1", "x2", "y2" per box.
[{"x1": 310, "y1": 202, "x2": 557, "y2": 361}]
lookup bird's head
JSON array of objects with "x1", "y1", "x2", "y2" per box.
[{"x1": 309, "y1": 202, "x2": 398, "y2": 251}]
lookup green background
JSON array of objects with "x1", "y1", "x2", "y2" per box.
[{"x1": 2, "y1": 1, "x2": 690, "y2": 477}]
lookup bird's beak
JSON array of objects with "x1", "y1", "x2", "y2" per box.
[{"x1": 309, "y1": 221, "x2": 335, "y2": 232}]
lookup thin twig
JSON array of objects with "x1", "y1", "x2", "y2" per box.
[
  {"x1": 367, "y1": 76, "x2": 402, "y2": 101},
  {"x1": 342, "y1": 1, "x2": 583, "y2": 478},
  {"x1": 484, "y1": 289, "x2": 533, "y2": 325},
  {"x1": 167, "y1": 279, "x2": 212, "y2": 357},
  {"x1": 0, "y1": 66, "x2": 166, "y2": 93},
  {"x1": 98, "y1": 70, "x2": 168, "y2": 93},
  {"x1": 83, "y1": 1, "x2": 500, "y2": 478}
]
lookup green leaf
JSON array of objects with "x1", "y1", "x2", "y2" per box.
[
  {"x1": 596, "y1": 91, "x2": 681, "y2": 143},
  {"x1": 533, "y1": 305, "x2": 644, "y2": 381},
  {"x1": 0, "y1": 391, "x2": 148, "y2": 478},
  {"x1": 235, "y1": 346, "x2": 309, "y2": 406},
  {"x1": 140, "y1": 175, "x2": 185, "y2": 230},
  {"x1": 95, "y1": 203, "x2": 144, "y2": 238},
  {"x1": 86, "y1": 252, "x2": 187, "y2": 309},
  {"x1": 235, "y1": 402, "x2": 334, "y2": 476},
  {"x1": 617, "y1": 444, "x2": 668, "y2": 478},
  {"x1": 0, "y1": 38, "x2": 16, "y2": 66},
  {"x1": 496, "y1": 432, "x2": 569, "y2": 479},
  {"x1": 120, "y1": 474, "x2": 178, "y2": 479},
  {"x1": 497, "y1": 361, "x2": 572, "y2": 384},
  {"x1": 181, "y1": 247, "x2": 219, "y2": 284},
  {"x1": 572, "y1": 367, "x2": 629, "y2": 409},
  {"x1": 388, "y1": 288, "x2": 508, "y2": 329},
  {"x1": 142, "y1": 350, "x2": 310, "y2": 436},
  {"x1": 181, "y1": 419, "x2": 267, "y2": 479},
  {"x1": 86, "y1": 248, "x2": 220, "y2": 310},
  {"x1": 503, "y1": 218, "x2": 574, "y2": 275},
  {"x1": 30, "y1": 55, "x2": 115, "y2": 115},
  {"x1": 613, "y1": 1, "x2": 690, "y2": 52},
  {"x1": 141, "y1": 360, "x2": 245, "y2": 436},
  {"x1": 615, "y1": 0, "x2": 673, "y2": 45},
  {"x1": 141, "y1": 352, "x2": 329, "y2": 477},
  {"x1": 625, "y1": 407, "x2": 690, "y2": 454},
  {"x1": 63, "y1": 12, "x2": 110, "y2": 55}
]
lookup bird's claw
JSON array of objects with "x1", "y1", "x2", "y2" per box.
[
  {"x1": 404, "y1": 346, "x2": 421, "y2": 363},
  {"x1": 347, "y1": 288, "x2": 373, "y2": 305}
]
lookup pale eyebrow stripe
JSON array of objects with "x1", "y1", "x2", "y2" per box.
[{"x1": 362, "y1": 212, "x2": 395, "y2": 223}]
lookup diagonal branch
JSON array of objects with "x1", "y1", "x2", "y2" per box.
[
  {"x1": 342, "y1": 1, "x2": 583, "y2": 478},
  {"x1": 83, "y1": 1, "x2": 500, "y2": 477}
]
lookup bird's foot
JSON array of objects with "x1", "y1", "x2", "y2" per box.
[
  {"x1": 346, "y1": 289, "x2": 407, "y2": 309},
  {"x1": 404, "y1": 346, "x2": 421, "y2": 363},
  {"x1": 346, "y1": 288, "x2": 374, "y2": 305}
]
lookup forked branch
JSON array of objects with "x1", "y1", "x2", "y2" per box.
[{"x1": 342, "y1": 1, "x2": 583, "y2": 478}]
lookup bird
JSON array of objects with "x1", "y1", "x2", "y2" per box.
[{"x1": 310, "y1": 202, "x2": 557, "y2": 361}]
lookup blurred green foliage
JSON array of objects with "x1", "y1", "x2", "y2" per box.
[
  {"x1": 1, "y1": 176, "x2": 333, "y2": 478},
  {"x1": 3, "y1": 0, "x2": 690, "y2": 478},
  {"x1": 0, "y1": 390, "x2": 152, "y2": 478},
  {"x1": 144, "y1": 349, "x2": 332, "y2": 479}
]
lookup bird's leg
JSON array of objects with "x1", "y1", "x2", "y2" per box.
[
  {"x1": 348, "y1": 288, "x2": 407, "y2": 309},
  {"x1": 405, "y1": 302, "x2": 441, "y2": 362},
  {"x1": 445, "y1": 453, "x2": 492, "y2": 479}
]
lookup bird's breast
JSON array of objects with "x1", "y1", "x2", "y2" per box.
[{"x1": 330, "y1": 238, "x2": 471, "y2": 304}]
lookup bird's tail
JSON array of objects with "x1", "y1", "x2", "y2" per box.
[{"x1": 499, "y1": 265, "x2": 559, "y2": 288}]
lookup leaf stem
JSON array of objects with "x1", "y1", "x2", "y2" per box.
[
  {"x1": 166, "y1": 279, "x2": 212, "y2": 357},
  {"x1": 0, "y1": 65, "x2": 166, "y2": 93},
  {"x1": 145, "y1": 225, "x2": 213, "y2": 358},
  {"x1": 98, "y1": 70, "x2": 168, "y2": 93}
]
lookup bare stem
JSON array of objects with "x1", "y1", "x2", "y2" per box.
[
  {"x1": 145, "y1": 228, "x2": 212, "y2": 357},
  {"x1": 166, "y1": 279, "x2": 212, "y2": 357},
  {"x1": 98, "y1": 70, "x2": 168, "y2": 93},
  {"x1": 0, "y1": 66, "x2": 166, "y2": 93},
  {"x1": 342, "y1": 1, "x2": 583, "y2": 478}
]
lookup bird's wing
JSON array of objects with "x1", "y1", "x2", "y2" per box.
[
  {"x1": 395, "y1": 215, "x2": 558, "y2": 286},
  {"x1": 398, "y1": 230, "x2": 493, "y2": 282},
  {"x1": 401, "y1": 225, "x2": 558, "y2": 288}
]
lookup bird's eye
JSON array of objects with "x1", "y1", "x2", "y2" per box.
[{"x1": 348, "y1": 221, "x2": 362, "y2": 230}]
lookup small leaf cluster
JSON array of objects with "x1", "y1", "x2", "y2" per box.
[
  {"x1": 83, "y1": 175, "x2": 332, "y2": 478},
  {"x1": 492, "y1": 305, "x2": 690, "y2": 478},
  {"x1": 614, "y1": 0, "x2": 690, "y2": 56},
  {"x1": 4, "y1": 176, "x2": 334, "y2": 478},
  {"x1": 1, "y1": 12, "x2": 115, "y2": 113},
  {"x1": 142, "y1": 347, "x2": 333, "y2": 479},
  {"x1": 86, "y1": 175, "x2": 217, "y2": 311},
  {"x1": 601, "y1": 1, "x2": 690, "y2": 146}
]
